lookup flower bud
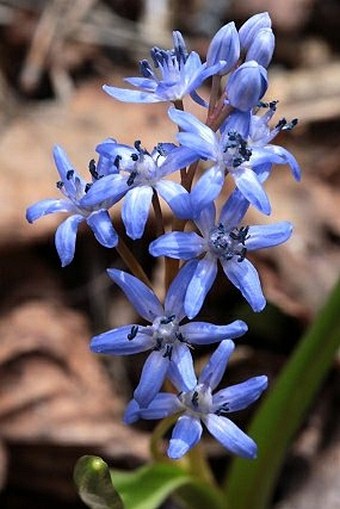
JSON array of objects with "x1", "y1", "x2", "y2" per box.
[
  {"x1": 206, "y1": 22, "x2": 240, "y2": 75},
  {"x1": 239, "y1": 12, "x2": 272, "y2": 52},
  {"x1": 246, "y1": 28, "x2": 275, "y2": 68},
  {"x1": 227, "y1": 61, "x2": 268, "y2": 112}
]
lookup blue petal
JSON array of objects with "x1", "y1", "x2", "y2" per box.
[
  {"x1": 139, "y1": 393, "x2": 182, "y2": 420},
  {"x1": 186, "y1": 59, "x2": 228, "y2": 92},
  {"x1": 90, "y1": 325, "x2": 154, "y2": 355},
  {"x1": 252, "y1": 145, "x2": 301, "y2": 181},
  {"x1": 204, "y1": 414, "x2": 257, "y2": 458},
  {"x1": 184, "y1": 254, "x2": 218, "y2": 319},
  {"x1": 168, "y1": 108, "x2": 218, "y2": 156},
  {"x1": 267, "y1": 144, "x2": 301, "y2": 181},
  {"x1": 168, "y1": 415, "x2": 203, "y2": 460},
  {"x1": 96, "y1": 141, "x2": 135, "y2": 172},
  {"x1": 168, "y1": 343, "x2": 197, "y2": 392},
  {"x1": 106, "y1": 269, "x2": 163, "y2": 321},
  {"x1": 55, "y1": 214, "x2": 83, "y2": 267},
  {"x1": 122, "y1": 186, "x2": 153, "y2": 239},
  {"x1": 26, "y1": 199, "x2": 74, "y2": 223},
  {"x1": 149, "y1": 232, "x2": 205, "y2": 260},
  {"x1": 180, "y1": 320, "x2": 248, "y2": 345},
  {"x1": 246, "y1": 222, "x2": 293, "y2": 251},
  {"x1": 123, "y1": 393, "x2": 181, "y2": 424},
  {"x1": 221, "y1": 258, "x2": 266, "y2": 312},
  {"x1": 221, "y1": 110, "x2": 251, "y2": 139},
  {"x1": 194, "y1": 202, "x2": 216, "y2": 235},
  {"x1": 86, "y1": 210, "x2": 118, "y2": 248},
  {"x1": 164, "y1": 260, "x2": 199, "y2": 319},
  {"x1": 123, "y1": 399, "x2": 140, "y2": 424},
  {"x1": 103, "y1": 84, "x2": 161, "y2": 103},
  {"x1": 155, "y1": 180, "x2": 192, "y2": 220},
  {"x1": 134, "y1": 351, "x2": 169, "y2": 407},
  {"x1": 232, "y1": 166, "x2": 271, "y2": 215},
  {"x1": 158, "y1": 146, "x2": 199, "y2": 178},
  {"x1": 213, "y1": 375, "x2": 268, "y2": 412},
  {"x1": 124, "y1": 76, "x2": 157, "y2": 91},
  {"x1": 190, "y1": 165, "x2": 225, "y2": 218},
  {"x1": 190, "y1": 89, "x2": 208, "y2": 107},
  {"x1": 176, "y1": 132, "x2": 217, "y2": 160},
  {"x1": 80, "y1": 174, "x2": 128, "y2": 208},
  {"x1": 53, "y1": 145, "x2": 86, "y2": 197},
  {"x1": 198, "y1": 340, "x2": 235, "y2": 390},
  {"x1": 219, "y1": 188, "x2": 249, "y2": 229}
]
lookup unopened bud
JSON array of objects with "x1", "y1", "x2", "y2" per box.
[
  {"x1": 239, "y1": 12, "x2": 272, "y2": 52},
  {"x1": 246, "y1": 28, "x2": 275, "y2": 68},
  {"x1": 227, "y1": 61, "x2": 268, "y2": 112},
  {"x1": 206, "y1": 22, "x2": 240, "y2": 75}
]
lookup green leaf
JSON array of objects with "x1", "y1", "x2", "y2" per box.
[
  {"x1": 224, "y1": 279, "x2": 340, "y2": 509},
  {"x1": 74, "y1": 455, "x2": 124, "y2": 509},
  {"x1": 111, "y1": 462, "x2": 224, "y2": 509}
]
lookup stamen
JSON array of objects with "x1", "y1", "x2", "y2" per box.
[
  {"x1": 191, "y1": 391, "x2": 199, "y2": 408},
  {"x1": 127, "y1": 170, "x2": 138, "y2": 186},
  {"x1": 85, "y1": 183, "x2": 92, "y2": 193},
  {"x1": 209, "y1": 224, "x2": 250, "y2": 261},
  {"x1": 56, "y1": 180, "x2": 64, "y2": 189},
  {"x1": 154, "y1": 337, "x2": 163, "y2": 351},
  {"x1": 223, "y1": 130, "x2": 252, "y2": 168},
  {"x1": 89, "y1": 159, "x2": 100, "y2": 180},
  {"x1": 160, "y1": 315, "x2": 175, "y2": 325},
  {"x1": 113, "y1": 155, "x2": 122, "y2": 169},
  {"x1": 127, "y1": 325, "x2": 138, "y2": 341},
  {"x1": 139, "y1": 59, "x2": 153, "y2": 78},
  {"x1": 163, "y1": 344, "x2": 173, "y2": 360},
  {"x1": 66, "y1": 170, "x2": 74, "y2": 180},
  {"x1": 282, "y1": 118, "x2": 298, "y2": 131},
  {"x1": 215, "y1": 402, "x2": 230, "y2": 416}
]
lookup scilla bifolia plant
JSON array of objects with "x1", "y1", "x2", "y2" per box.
[{"x1": 27, "y1": 11, "x2": 335, "y2": 509}]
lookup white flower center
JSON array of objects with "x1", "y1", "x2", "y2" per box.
[{"x1": 179, "y1": 384, "x2": 213, "y2": 416}]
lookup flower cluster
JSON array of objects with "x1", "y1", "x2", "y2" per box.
[{"x1": 26, "y1": 12, "x2": 300, "y2": 460}]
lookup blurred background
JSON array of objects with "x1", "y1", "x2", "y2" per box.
[{"x1": 0, "y1": 0, "x2": 339, "y2": 508}]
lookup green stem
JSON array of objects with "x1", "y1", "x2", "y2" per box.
[
  {"x1": 186, "y1": 443, "x2": 217, "y2": 488},
  {"x1": 224, "y1": 278, "x2": 340, "y2": 509},
  {"x1": 150, "y1": 413, "x2": 183, "y2": 463}
]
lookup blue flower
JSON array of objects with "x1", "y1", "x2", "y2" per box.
[
  {"x1": 103, "y1": 31, "x2": 226, "y2": 105},
  {"x1": 226, "y1": 61, "x2": 268, "y2": 112},
  {"x1": 206, "y1": 21, "x2": 240, "y2": 75},
  {"x1": 245, "y1": 28, "x2": 275, "y2": 68},
  {"x1": 168, "y1": 107, "x2": 271, "y2": 214},
  {"x1": 150, "y1": 194, "x2": 293, "y2": 317},
  {"x1": 234, "y1": 102, "x2": 301, "y2": 181},
  {"x1": 81, "y1": 140, "x2": 197, "y2": 239},
  {"x1": 26, "y1": 145, "x2": 118, "y2": 266},
  {"x1": 124, "y1": 339, "x2": 268, "y2": 460},
  {"x1": 90, "y1": 262, "x2": 248, "y2": 407},
  {"x1": 168, "y1": 104, "x2": 300, "y2": 215},
  {"x1": 239, "y1": 12, "x2": 272, "y2": 52}
]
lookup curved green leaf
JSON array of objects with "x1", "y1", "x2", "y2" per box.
[
  {"x1": 74, "y1": 455, "x2": 124, "y2": 509},
  {"x1": 111, "y1": 462, "x2": 224, "y2": 509},
  {"x1": 224, "y1": 279, "x2": 340, "y2": 509}
]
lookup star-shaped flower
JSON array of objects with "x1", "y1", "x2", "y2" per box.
[
  {"x1": 81, "y1": 140, "x2": 197, "y2": 239},
  {"x1": 125, "y1": 339, "x2": 268, "y2": 460},
  {"x1": 150, "y1": 191, "x2": 293, "y2": 317},
  {"x1": 168, "y1": 105, "x2": 300, "y2": 216},
  {"x1": 103, "y1": 31, "x2": 225, "y2": 105},
  {"x1": 90, "y1": 262, "x2": 248, "y2": 407},
  {"x1": 26, "y1": 145, "x2": 118, "y2": 266}
]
